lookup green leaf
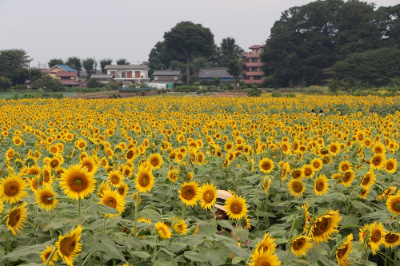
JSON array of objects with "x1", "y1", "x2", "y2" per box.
[
  {"x1": 199, "y1": 248, "x2": 228, "y2": 266},
  {"x1": 84, "y1": 232, "x2": 125, "y2": 261},
  {"x1": 319, "y1": 257, "x2": 339, "y2": 266},
  {"x1": 181, "y1": 235, "x2": 205, "y2": 246},
  {"x1": 351, "y1": 201, "x2": 374, "y2": 212},
  {"x1": 89, "y1": 203, "x2": 119, "y2": 214},
  {"x1": 244, "y1": 174, "x2": 262, "y2": 183},
  {"x1": 139, "y1": 209, "x2": 163, "y2": 223},
  {"x1": 197, "y1": 222, "x2": 217, "y2": 237},
  {"x1": 233, "y1": 227, "x2": 249, "y2": 242},
  {"x1": 217, "y1": 220, "x2": 234, "y2": 230},
  {"x1": 155, "y1": 258, "x2": 177, "y2": 266},
  {"x1": 4, "y1": 240, "x2": 54, "y2": 260},
  {"x1": 305, "y1": 243, "x2": 320, "y2": 264},
  {"x1": 183, "y1": 251, "x2": 208, "y2": 262},
  {"x1": 131, "y1": 251, "x2": 151, "y2": 259},
  {"x1": 222, "y1": 241, "x2": 249, "y2": 257},
  {"x1": 231, "y1": 257, "x2": 246, "y2": 264}
]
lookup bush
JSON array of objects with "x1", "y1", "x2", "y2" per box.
[
  {"x1": 86, "y1": 78, "x2": 105, "y2": 88},
  {"x1": 31, "y1": 76, "x2": 64, "y2": 92},
  {"x1": 0, "y1": 77, "x2": 12, "y2": 91},
  {"x1": 303, "y1": 86, "x2": 329, "y2": 94},
  {"x1": 65, "y1": 87, "x2": 108, "y2": 93},
  {"x1": 271, "y1": 92, "x2": 296, "y2": 97},
  {"x1": 193, "y1": 81, "x2": 201, "y2": 86},
  {"x1": 11, "y1": 91, "x2": 64, "y2": 100},
  {"x1": 128, "y1": 83, "x2": 147, "y2": 88},
  {"x1": 175, "y1": 86, "x2": 199, "y2": 92},
  {"x1": 107, "y1": 81, "x2": 119, "y2": 90},
  {"x1": 247, "y1": 87, "x2": 262, "y2": 97},
  {"x1": 8, "y1": 84, "x2": 28, "y2": 91}
]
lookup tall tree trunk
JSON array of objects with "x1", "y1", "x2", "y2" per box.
[
  {"x1": 186, "y1": 56, "x2": 191, "y2": 85},
  {"x1": 234, "y1": 77, "x2": 237, "y2": 90}
]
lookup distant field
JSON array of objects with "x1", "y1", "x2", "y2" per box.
[{"x1": 0, "y1": 91, "x2": 77, "y2": 99}]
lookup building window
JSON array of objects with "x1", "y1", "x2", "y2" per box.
[{"x1": 121, "y1": 72, "x2": 126, "y2": 78}]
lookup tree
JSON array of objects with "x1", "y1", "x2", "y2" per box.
[
  {"x1": 29, "y1": 68, "x2": 43, "y2": 82},
  {"x1": 116, "y1": 59, "x2": 130, "y2": 65},
  {"x1": 65, "y1": 57, "x2": 82, "y2": 72},
  {"x1": 227, "y1": 59, "x2": 242, "y2": 90},
  {"x1": 0, "y1": 77, "x2": 12, "y2": 91},
  {"x1": 164, "y1": 21, "x2": 215, "y2": 85},
  {"x1": 82, "y1": 58, "x2": 95, "y2": 77},
  {"x1": 86, "y1": 78, "x2": 104, "y2": 88},
  {"x1": 48, "y1": 58, "x2": 64, "y2": 68},
  {"x1": 0, "y1": 49, "x2": 32, "y2": 84},
  {"x1": 192, "y1": 57, "x2": 209, "y2": 78},
  {"x1": 31, "y1": 75, "x2": 64, "y2": 92},
  {"x1": 100, "y1": 59, "x2": 112, "y2": 73},
  {"x1": 219, "y1": 37, "x2": 244, "y2": 66}
]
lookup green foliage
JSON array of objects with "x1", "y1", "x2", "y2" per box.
[
  {"x1": 65, "y1": 57, "x2": 82, "y2": 72},
  {"x1": 8, "y1": 84, "x2": 28, "y2": 91},
  {"x1": 100, "y1": 59, "x2": 112, "y2": 74},
  {"x1": 11, "y1": 91, "x2": 63, "y2": 99},
  {"x1": 82, "y1": 58, "x2": 95, "y2": 74},
  {"x1": 107, "y1": 81, "x2": 119, "y2": 91},
  {"x1": 247, "y1": 87, "x2": 262, "y2": 97},
  {"x1": 128, "y1": 83, "x2": 147, "y2": 88},
  {"x1": 31, "y1": 75, "x2": 64, "y2": 92},
  {"x1": 48, "y1": 58, "x2": 63, "y2": 68},
  {"x1": 175, "y1": 85, "x2": 199, "y2": 92},
  {"x1": 28, "y1": 68, "x2": 43, "y2": 82},
  {"x1": 116, "y1": 59, "x2": 129, "y2": 65},
  {"x1": 0, "y1": 49, "x2": 31, "y2": 85},
  {"x1": 332, "y1": 48, "x2": 400, "y2": 87},
  {"x1": 86, "y1": 78, "x2": 105, "y2": 88},
  {"x1": 271, "y1": 92, "x2": 296, "y2": 97},
  {"x1": 193, "y1": 81, "x2": 201, "y2": 86},
  {"x1": 219, "y1": 37, "x2": 244, "y2": 66},
  {"x1": 0, "y1": 77, "x2": 12, "y2": 91},
  {"x1": 64, "y1": 87, "x2": 109, "y2": 92}
]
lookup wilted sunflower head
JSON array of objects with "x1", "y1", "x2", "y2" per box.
[
  {"x1": 309, "y1": 210, "x2": 342, "y2": 243},
  {"x1": 56, "y1": 225, "x2": 83, "y2": 266},
  {"x1": 291, "y1": 236, "x2": 313, "y2": 258}
]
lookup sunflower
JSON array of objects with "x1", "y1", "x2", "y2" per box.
[
  {"x1": 368, "y1": 222, "x2": 386, "y2": 255},
  {"x1": 339, "y1": 161, "x2": 351, "y2": 173},
  {"x1": 336, "y1": 234, "x2": 353, "y2": 266},
  {"x1": 40, "y1": 245, "x2": 58, "y2": 266},
  {"x1": 383, "y1": 232, "x2": 400, "y2": 248},
  {"x1": 155, "y1": 221, "x2": 171, "y2": 239},
  {"x1": 309, "y1": 210, "x2": 342, "y2": 243},
  {"x1": 291, "y1": 236, "x2": 313, "y2": 258},
  {"x1": 148, "y1": 153, "x2": 163, "y2": 169},
  {"x1": 179, "y1": 181, "x2": 199, "y2": 206},
  {"x1": 224, "y1": 195, "x2": 248, "y2": 220},
  {"x1": 35, "y1": 184, "x2": 58, "y2": 211},
  {"x1": 134, "y1": 164, "x2": 155, "y2": 193},
  {"x1": 291, "y1": 168, "x2": 304, "y2": 179},
  {"x1": 259, "y1": 158, "x2": 274, "y2": 173},
  {"x1": 311, "y1": 158, "x2": 323, "y2": 171},
  {"x1": 173, "y1": 219, "x2": 188, "y2": 235},
  {"x1": 42, "y1": 165, "x2": 53, "y2": 184},
  {"x1": 255, "y1": 233, "x2": 277, "y2": 254},
  {"x1": 117, "y1": 183, "x2": 128, "y2": 197},
  {"x1": 358, "y1": 224, "x2": 371, "y2": 243},
  {"x1": 314, "y1": 175, "x2": 329, "y2": 196},
  {"x1": 361, "y1": 170, "x2": 376, "y2": 190},
  {"x1": 6, "y1": 202, "x2": 28, "y2": 235},
  {"x1": 48, "y1": 157, "x2": 62, "y2": 170},
  {"x1": 377, "y1": 186, "x2": 397, "y2": 201},
  {"x1": 303, "y1": 164, "x2": 315, "y2": 179},
  {"x1": 386, "y1": 194, "x2": 400, "y2": 215},
  {"x1": 248, "y1": 249, "x2": 281, "y2": 266},
  {"x1": 80, "y1": 157, "x2": 98, "y2": 174},
  {"x1": 341, "y1": 170, "x2": 355, "y2": 187},
  {"x1": 328, "y1": 142, "x2": 340, "y2": 155},
  {"x1": 263, "y1": 177, "x2": 272, "y2": 193},
  {"x1": 302, "y1": 203, "x2": 312, "y2": 233},
  {"x1": 370, "y1": 154, "x2": 385, "y2": 169},
  {"x1": 5, "y1": 148, "x2": 15, "y2": 160},
  {"x1": 99, "y1": 189, "x2": 126, "y2": 218},
  {"x1": 0, "y1": 174, "x2": 28, "y2": 204},
  {"x1": 59, "y1": 164, "x2": 96, "y2": 200},
  {"x1": 56, "y1": 225, "x2": 82, "y2": 266},
  {"x1": 167, "y1": 169, "x2": 179, "y2": 182},
  {"x1": 373, "y1": 142, "x2": 386, "y2": 155},
  {"x1": 97, "y1": 180, "x2": 111, "y2": 198},
  {"x1": 281, "y1": 162, "x2": 290, "y2": 181},
  {"x1": 359, "y1": 188, "x2": 370, "y2": 199},
  {"x1": 199, "y1": 183, "x2": 217, "y2": 210},
  {"x1": 288, "y1": 179, "x2": 305, "y2": 197},
  {"x1": 108, "y1": 170, "x2": 124, "y2": 187},
  {"x1": 384, "y1": 158, "x2": 397, "y2": 173}
]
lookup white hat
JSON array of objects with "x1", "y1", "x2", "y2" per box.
[{"x1": 214, "y1": 190, "x2": 233, "y2": 211}]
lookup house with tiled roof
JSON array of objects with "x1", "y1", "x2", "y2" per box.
[
  {"x1": 47, "y1": 64, "x2": 81, "y2": 87},
  {"x1": 104, "y1": 64, "x2": 150, "y2": 86},
  {"x1": 150, "y1": 70, "x2": 181, "y2": 88},
  {"x1": 198, "y1": 67, "x2": 235, "y2": 82}
]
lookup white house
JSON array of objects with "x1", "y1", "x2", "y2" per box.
[{"x1": 104, "y1": 64, "x2": 150, "y2": 85}]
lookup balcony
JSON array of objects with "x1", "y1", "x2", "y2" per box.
[
  {"x1": 242, "y1": 53, "x2": 261, "y2": 58},
  {"x1": 244, "y1": 79, "x2": 263, "y2": 84},
  {"x1": 243, "y1": 62, "x2": 265, "y2": 67},
  {"x1": 245, "y1": 72, "x2": 264, "y2": 76}
]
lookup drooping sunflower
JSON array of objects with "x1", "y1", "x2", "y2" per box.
[
  {"x1": 288, "y1": 179, "x2": 305, "y2": 197},
  {"x1": 291, "y1": 168, "x2": 304, "y2": 179},
  {"x1": 59, "y1": 164, "x2": 96, "y2": 200},
  {"x1": 302, "y1": 203, "x2": 312, "y2": 233},
  {"x1": 259, "y1": 158, "x2": 274, "y2": 173},
  {"x1": 179, "y1": 181, "x2": 199, "y2": 206},
  {"x1": 5, "y1": 148, "x2": 15, "y2": 160},
  {"x1": 35, "y1": 183, "x2": 58, "y2": 211},
  {"x1": 314, "y1": 175, "x2": 329, "y2": 196},
  {"x1": 255, "y1": 232, "x2": 277, "y2": 254},
  {"x1": 281, "y1": 162, "x2": 290, "y2": 181},
  {"x1": 377, "y1": 186, "x2": 397, "y2": 201},
  {"x1": 173, "y1": 219, "x2": 188, "y2": 235},
  {"x1": 383, "y1": 232, "x2": 400, "y2": 248},
  {"x1": 199, "y1": 183, "x2": 217, "y2": 210},
  {"x1": 358, "y1": 224, "x2": 371, "y2": 243},
  {"x1": 40, "y1": 245, "x2": 59, "y2": 266},
  {"x1": 386, "y1": 194, "x2": 400, "y2": 215},
  {"x1": 384, "y1": 158, "x2": 397, "y2": 174},
  {"x1": 303, "y1": 164, "x2": 315, "y2": 179},
  {"x1": 147, "y1": 153, "x2": 163, "y2": 170},
  {"x1": 80, "y1": 157, "x2": 98, "y2": 174},
  {"x1": 167, "y1": 169, "x2": 179, "y2": 182},
  {"x1": 155, "y1": 221, "x2": 171, "y2": 239},
  {"x1": 339, "y1": 161, "x2": 352, "y2": 173},
  {"x1": 134, "y1": 164, "x2": 155, "y2": 193},
  {"x1": 359, "y1": 188, "x2": 370, "y2": 199},
  {"x1": 341, "y1": 170, "x2": 355, "y2": 187},
  {"x1": 248, "y1": 249, "x2": 281, "y2": 266},
  {"x1": 291, "y1": 236, "x2": 313, "y2": 258},
  {"x1": 309, "y1": 210, "x2": 342, "y2": 243},
  {"x1": 361, "y1": 170, "x2": 376, "y2": 190},
  {"x1": 311, "y1": 158, "x2": 323, "y2": 171},
  {"x1": 7, "y1": 202, "x2": 28, "y2": 235},
  {"x1": 336, "y1": 234, "x2": 353, "y2": 266},
  {"x1": 99, "y1": 189, "x2": 126, "y2": 218},
  {"x1": 56, "y1": 225, "x2": 82, "y2": 266},
  {"x1": 368, "y1": 222, "x2": 386, "y2": 255},
  {"x1": 224, "y1": 194, "x2": 248, "y2": 220},
  {"x1": 97, "y1": 180, "x2": 110, "y2": 198},
  {"x1": 117, "y1": 183, "x2": 128, "y2": 197},
  {"x1": 370, "y1": 154, "x2": 385, "y2": 169},
  {"x1": 263, "y1": 177, "x2": 272, "y2": 193},
  {"x1": 0, "y1": 174, "x2": 28, "y2": 204}
]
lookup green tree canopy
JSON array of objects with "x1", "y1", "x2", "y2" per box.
[
  {"x1": 0, "y1": 77, "x2": 12, "y2": 91},
  {"x1": 29, "y1": 68, "x2": 43, "y2": 82},
  {"x1": 100, "y1": 59, "x2": 112, "y2": 73},
  {"x1": 227, "y1": 58, "x2": 242, "y2": 90},
  {"x1": 219, "y1": 37, "x2": 243, "y2": 66},
  {"x1": 82, "y1": 58, "x2": 95, "y2": 75},
  {"x1": 32, "y1": 75, "x2": 64, "y2": 92},
  {"x1": 65, "y1": 57, "x2": 82, "y2": 72},
  {"x1": 164, "y1": 21, "x2": 215, "y2": 85},
  {"x1": 0, "y1": 49, "x2": 31, "y2": 84},
  {"x1": 48, "y1": 58, "x2": 64, "y2": 68},
  {"x1": 116, "y1": 59, "x2": 130, "y2": 65}
]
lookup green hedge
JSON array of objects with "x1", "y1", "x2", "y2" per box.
[
  {"x1": 64, "y1": 87, "x2": 110, "y2": 92},
  {"x1": 119, "y1": 88, "x2": 156, "y2": 93},
  {"x1": 175, "y1": 86, "x2": 199, "y2": 92}
]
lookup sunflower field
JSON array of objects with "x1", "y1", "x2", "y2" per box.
[{"x1": 0, "y1": 95, "x2": 400, "y2": 266}]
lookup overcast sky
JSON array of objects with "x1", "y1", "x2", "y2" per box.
[{"x1": 0, "y1": 0, "x2": 398, "y2": 68}]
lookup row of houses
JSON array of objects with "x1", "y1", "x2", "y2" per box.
[{"x1": 30, "y1": 44, "x2": 266, "y2": 88}]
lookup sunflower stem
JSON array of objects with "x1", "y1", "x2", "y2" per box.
[
  {"x1": 103, "y1": 216, "x2": 107, "y2": 232},
  {"x1": 78, "y1": 198, "x2": 81, "y2": 218},
  {"x1": 44, "y1": 246, "x2": 58, "y2": 266},
  {"x1": 152, "y1": 237, "x2": 158, "y2": 266},
  {"x1": 182, "y1": 202, "x2": 185, "y2": 220},
  {"x1": 82, "y1": 250, "x2": 96, "y2": 266},
  {"x1": 133, "y1": 195, "x2": 139, "y2": 238}
]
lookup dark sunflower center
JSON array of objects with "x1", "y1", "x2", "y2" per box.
[
  {"x1": 362, "y1": 176, "x2": 370, "y2": 185},
  {"x1": 293, "y1": 238, "x2": 305, "y2": 250},
  {"x1": 262, "y1": 163, "x2": 270, "y2": 170},
  {"x1": 317, "y1": 181, "x2": 324, "y2": 190},
  {"x1": 385, "y1": 233, "x2": 399, "y2": 243},
  {"x1": 231, "y1": 203, "x2": 242, "y2": 214},
  {"x1": 106, "y1": 197, "x2": 117, "y2": 208},
  {"x1": 139, "y1": 174, "x2": 149, "y2": 186},
  {"x1": 41, "y1": 192, "x2": 54, "y2": 205},
  {"x1": 4, "y1": 181, "x2": 19, "y2": 196},
  {"x1": 68, "y1": 174, "x2": 89, "y2": 192},
  {"x1": 293, "y1": 182, "x2": 303, "y2": 192},
  {"x1": 371, "y1": 231, "x2": 381, "y2": 242},
  {"x1": 181, "y1": 187, "x2": 195, "y2": 200},
  {"x1": 51, "y1": 161, "x2": 58, "y2": 168},
  {"x1": 387, "y1": 163, "x2": 394, "y2": 170},
  {"x1": 393, "y1": 202, "x2": 400, "y2": 211},
  {"x1": 8, "y1": 210, "x2": 21, "y2": 227},
  {"x1": 314, "y1": 217, "x2": 330, "y2": 236},
  {"x1": 204, "y1": 191, "x2": 212, "y2": 202},
  {"x1": 74, "y1": 178, "x2": 83, "y2": 186}
]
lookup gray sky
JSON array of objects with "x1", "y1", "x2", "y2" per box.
[{"x1": 0, "y1": 0, "x2": 398, "y2": 68}]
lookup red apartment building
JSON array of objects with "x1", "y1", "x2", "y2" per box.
[{"x1": 242, "y1": 44, "x2": 266, "y2": 84}]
